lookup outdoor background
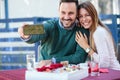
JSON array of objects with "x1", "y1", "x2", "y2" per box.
[{"x1": 0, "y1": 0, "x2": 120, "y2": 70}]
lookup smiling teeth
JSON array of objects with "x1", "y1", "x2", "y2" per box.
[{"x1": 84, "y1": 23, "x2": 89, "y2": 25}]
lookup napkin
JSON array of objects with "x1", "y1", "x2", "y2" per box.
[
  {"x1": 99, "y1": 68, "x2": 109, "y2": 73},
  {"x1": 36, "y1": 63, "x2": 63, "y2": 72}
]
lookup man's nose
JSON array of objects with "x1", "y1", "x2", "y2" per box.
[{"x1": 64, "y1": 14, "x2": 70, "y2": 19}]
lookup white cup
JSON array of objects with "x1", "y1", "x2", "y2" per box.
[{"x1": 26, "y1": 54, "x2": 35, "y2": 70}]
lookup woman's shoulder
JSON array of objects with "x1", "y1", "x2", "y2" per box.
[{"x1": 94, "y1": 26, "x2": 108, "y2": 35}]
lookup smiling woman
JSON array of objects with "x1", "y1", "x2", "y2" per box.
[{"x1": 76, "y1": 1, "x2": 120, "y2": 70}]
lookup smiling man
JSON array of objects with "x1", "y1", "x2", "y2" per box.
[{"x1": 18, "y1": 0, "x2": 89, "y2": 67}]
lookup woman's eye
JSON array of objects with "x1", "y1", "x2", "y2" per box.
[
  {"x1": 79, "y1": 15, "x2": 82, "y2": 18},
  {"x1": 86, "y1": 14, "x2": 90, "y2": 16}
]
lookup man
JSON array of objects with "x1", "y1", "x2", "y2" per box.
[{"x1": 18, "y1": 0, "x2": 89, "y2": 66}]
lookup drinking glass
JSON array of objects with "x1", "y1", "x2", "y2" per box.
[
  {"x1": 89, "y1": 55, "x2": 100, "y2": 76},
  {"x1": 26, "y1": 54, "x2": 35, "y2": 70}
]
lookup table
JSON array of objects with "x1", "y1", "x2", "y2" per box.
[
  {"x1": 83, "y1": 69, "x2": 120, "y2": 80},
  {"x1": 0, "y1": 68, "x2": 26, "y2": 80},
  {"x1": 0, "y1": 68, "x2": 120, "y2": 80}
]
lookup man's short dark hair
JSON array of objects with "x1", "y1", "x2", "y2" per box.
[{"x1": 59, "y1": 0, "x2": 78, "y2": 7}]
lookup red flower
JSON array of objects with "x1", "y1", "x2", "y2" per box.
[{"x1": 36, "y1": 63, "x2": 63, "y2": 72}]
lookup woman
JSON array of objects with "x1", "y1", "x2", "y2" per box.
[{"x1": 76, "y1": 1, "x2": 120, "y2": 70}]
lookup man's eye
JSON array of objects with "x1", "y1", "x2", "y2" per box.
[{"x1": 61, "y1": 11, "x2": 65, "y2": 15}]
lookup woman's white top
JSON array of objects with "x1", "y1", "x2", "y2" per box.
[{"x1": 92, "y1": 26, "x2": 120, "y2": 70}]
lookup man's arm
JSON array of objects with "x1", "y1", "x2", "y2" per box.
[
  {"x1": 55, "y1": 27, "x2": 89, "y2": 64},
  {"x1": 55, "y1": 44, "x2": 88, "y2": 64}
]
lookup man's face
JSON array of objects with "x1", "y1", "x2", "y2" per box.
[{"x1": 59, "y1": 2, "x2": 77, "y2": 28}]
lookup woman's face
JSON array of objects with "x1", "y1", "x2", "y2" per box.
[{"x1": 78, "y1": 8, "x2": 92, "y2": 29}]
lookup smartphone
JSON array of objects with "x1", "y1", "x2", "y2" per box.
[{"x1": 23, "y1": 24, "x2": 45, "y2": 35}]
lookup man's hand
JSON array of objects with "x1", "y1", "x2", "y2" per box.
[
  {"x1": 18, "y1": 24, "x2": 30, "y2": 39},
  {"x1": 37, "y1": 60, "x2": 52, "y2": 68}
]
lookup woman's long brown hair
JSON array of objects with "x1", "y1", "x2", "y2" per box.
[{"x1": 77, "y1": 1, "x2": 117, "y2": 55}]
